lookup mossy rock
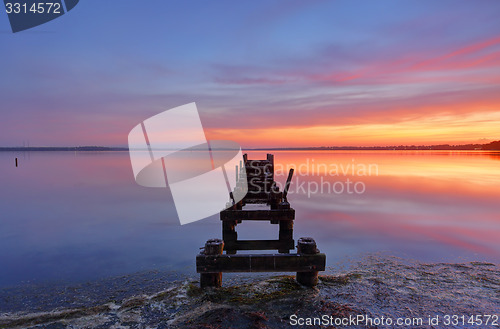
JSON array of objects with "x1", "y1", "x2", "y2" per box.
[{"x1": 319, "y1": 273, "x2": 362, "y2": 285}]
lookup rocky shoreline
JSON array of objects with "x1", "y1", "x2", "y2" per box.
[{"x1": 1, "y1": 256, "x2": 498, "y2": 328}]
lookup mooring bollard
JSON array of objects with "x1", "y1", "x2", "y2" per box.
[
  {"x1": 200, "y1": 238, "x2": 224, "y2": 288},
  {"x1": 296, "y1": 237, "x2": 320, "y2": 287}
]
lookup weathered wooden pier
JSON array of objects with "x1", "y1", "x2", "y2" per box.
[{"x1": 196, "y1": 154, "x2": 326, "y2": 287}]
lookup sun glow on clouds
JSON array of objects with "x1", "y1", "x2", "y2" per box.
[
  {"x1": 204, "y1": 31, "x2": 500, "y2": 147},
  {"x1": 206, "y1": 111, "x2": 500, "y2": 148}
]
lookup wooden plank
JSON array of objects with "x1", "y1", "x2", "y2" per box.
[
  {"x1": 196, "y1": 253, "x2": 326, "y2": 273},
  {"x1": 246, "y1": 160, "x2": 271, "y2": 166},
  {"x1": 224, "y1": 239, "x2": 294, "y2": 251},
  {"x1": 220, "y1": 209, "x2": 295, "y2": 221},
  {"x1": 247, "y1": 177, "x2": 272, "y2": 183},
  {"x1": 246, "y1": 176, "x2": 273, "y2": 182},
  {"x1": 247, "y1": 185, "x2": 272, "y2": 192},
  {"x1": 245, "y1": 166, "x2": 271, "y2": 172},
  {"x1": 245, "y1": 198, "x2": 268, "y2": 204},
  {"x1": 245, "y1": 191, "x2": 271, "y2": 197}
]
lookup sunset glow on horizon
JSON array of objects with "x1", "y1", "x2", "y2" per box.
[
  {"x1": 207, "y1": 110, "x2": 500, "y2": 147},
  {"x1": 1, "y1": 1, "x2": 500, "y2": 148}
]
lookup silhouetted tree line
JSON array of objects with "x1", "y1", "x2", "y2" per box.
[{"x1": 482, "y1": 140, "x2": 500, "y2": 150}]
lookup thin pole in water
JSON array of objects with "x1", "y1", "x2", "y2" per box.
[{"x1": 15, "y1": 157, "x2": 18, "y2": 167}]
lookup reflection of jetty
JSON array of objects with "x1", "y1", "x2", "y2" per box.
[{"x1": 196, "y1": 153, "x2": 326, "y2": 287}]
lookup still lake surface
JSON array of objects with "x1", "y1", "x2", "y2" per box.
[{"x1": 0, "y1": 150, "x2": 499, "y2": 288}]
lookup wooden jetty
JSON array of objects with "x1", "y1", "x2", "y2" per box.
[{"x1": 196, "y1": 153, "x2": 326, "y2": 287}]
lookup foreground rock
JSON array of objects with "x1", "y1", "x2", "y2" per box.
[{"x1": 0, "y1": 256, "x2": 498, "y2": 328}]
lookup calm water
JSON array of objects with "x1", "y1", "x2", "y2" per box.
[{"x1": 0, "y1": 150, "x2": 499, "y2": 288}]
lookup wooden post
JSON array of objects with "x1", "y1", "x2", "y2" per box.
[
  {"x1": 222, "y1": 220, "x2": 238, "y2": 255},
  {"x1": 269, "y1": 186, "x2": 281, "y2": 210},
  {"x1": 200, "y1": 239, "x2": 224, "y2": 288},
  {"x1": 283, "y1": 168, "x2": 294, "y2": 202},
  {"x1": 296, "y1": 237, "x2": 320, "y2": 287},
  {"x1": 267, "y1": 153, "x2": 274, "y2": 182},
  {"x1": 15, "y1": 158, "x2": 18, "y2": 167},
  {"x1": 278, "y1": 200, "x2": 293, "y2": 253},
  {"x1": 239, "y1": 160, "x2": 243, "y2": 182},
  {"x1": 278, "y1": 220, "x2": 294, "y2": 253}
]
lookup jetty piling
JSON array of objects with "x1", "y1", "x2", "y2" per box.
[
  {"x1": 296, "y1": 237, "x2": 320, "y2": 286},
  {"x1": 199, "y1": 239, "x2": 224, "y2": 288},
  {"x1": 196, "y1": 153, "x2": 326, "y2": 288}
]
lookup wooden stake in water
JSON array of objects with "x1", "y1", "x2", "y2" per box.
[{"x1": 15, "y1": 157, "x2": 18, "y2": 167}]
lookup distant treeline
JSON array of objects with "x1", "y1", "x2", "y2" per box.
[
  {"x1": 253, "y1": 140, "x2": 500, "y2": 151},
  {"x1": 0, "y1": 146, "x2": 128, "y2": 152},
  {"x1": 1, "y1": 141, "x2": 499, "y2": 151},
  {"x1": 481, "y1": 140, "x2": 500, "y2": 150}
]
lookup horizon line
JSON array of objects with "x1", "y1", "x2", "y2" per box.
[{"x1": 0, "y1": 140, "x2": 499, "y2": 151}]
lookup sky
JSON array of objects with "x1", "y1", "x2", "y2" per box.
[{"x1": 1, "y1": 0, "x2": 500, "y2": 148}]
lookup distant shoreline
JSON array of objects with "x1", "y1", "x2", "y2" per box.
[
  {"x1": 1, "y1": 142, "x2": 499, "y2": 152},
  {"x1": 0, "y1": 146, "x2": 128, "y2": 152}
]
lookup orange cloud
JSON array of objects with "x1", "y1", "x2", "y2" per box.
[{"x1": 206, "y1": 110, "x2": 500, "y2": 147}]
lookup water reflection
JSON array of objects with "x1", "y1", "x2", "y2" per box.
[{"x1": 0, "y1": 150, "x2": 498, "y2": 288}]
